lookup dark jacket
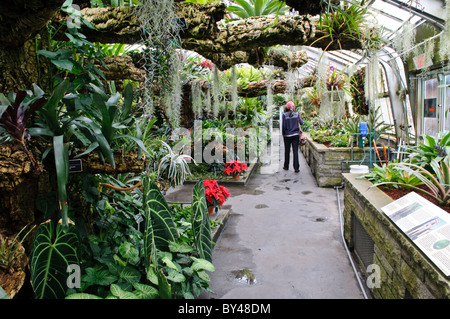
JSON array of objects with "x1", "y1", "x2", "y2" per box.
[{"x1": 282, "y1": 111, "x2": 303, "y2": 137}]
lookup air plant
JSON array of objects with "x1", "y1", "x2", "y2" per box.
[{"x1": 0, "y1": 87, "x2": 47, "y2": 168}]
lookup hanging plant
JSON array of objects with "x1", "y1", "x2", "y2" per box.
[
  {"x1": 134, "y1": 0, "x2": 181, "y2": 124},
  {"x1": 350, "y1": 67, "x2": 368, "y2": 115},
  {"x1": 439, "y1": 0, "x2": 450, "y2": 61}
]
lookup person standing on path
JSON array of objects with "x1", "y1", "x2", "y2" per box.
[{"x1": 282, "y1": 101, "x2": 303, "y2": 173}]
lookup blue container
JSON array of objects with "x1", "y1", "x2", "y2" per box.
[{"x1": 359, "y1": 122, "x2": 368, "y2": 137}]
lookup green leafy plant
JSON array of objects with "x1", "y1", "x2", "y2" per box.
[
  {"x1": 325, "y1": 65, "x2": 349, "y2": 91},
  {"x1": 64, "y1": 176, "x2": 216, "y2": 299},
  {"x1": 366, "y1": 105, "x2": 390, "y2": 141},
  {"x1": 75, "y1": 83, "x2": 149, "y2": 167},
  {"x1": 29, "y1": 79, "x2": 74, "y2": 228},
  {"x1": 192, "y1": 180, "x2": 213, "y2": 262},
  {"x1": 306, "y1": 86, "x2": 322, "y2": 110},
  {"x1": 143, "y1": 176, "x2": 180, "y2": 260},
  {"x1": 364, "y1": 161, "x2": 423, "y2": 188},
  {"x1": 39, "y1": 0, "x2": 105, "y2": 89},
  {"x1": 226, "y1": 0, "x2": 289, "y2": 19},
  {"x1": 30, "y1": 79, "x2": 72, "y2": 139},
  {"x1": 374, "y1": 157, "x2": 450, "y2": 206},
  {"x1": 403, "y1": 132, "x2": 450, "y2": 168},
  {"x1": 314, "y1": 1, "x2": 368, "y2": 50}
]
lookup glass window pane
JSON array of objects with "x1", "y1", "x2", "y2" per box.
[
  {"x1": 444, "y1": 75, "x2": 450, "y2": 132},
  {"x1": 424, "y1": 78, "x2": 438, "y2": 137},
  {"x1": 425, "y1": 78, "x2": 438, "y2": 98}
]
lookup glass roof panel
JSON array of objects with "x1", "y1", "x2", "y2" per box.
[
  {"x1": 394, "y1": 0, "x2": 446, "y2": 20},
  {"x1": 371, "y1": 1, "x2": 415, "y2": 21}
]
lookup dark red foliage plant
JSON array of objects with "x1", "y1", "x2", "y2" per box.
[{"x1": 0, "y1": 89, "x2": 47, "y2": 167}]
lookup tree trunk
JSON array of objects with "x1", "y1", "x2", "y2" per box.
[
  {"x1": 0, "y1": 0, "x2": 64, "y2": 93},
  {"x1": 0, "y1": 144, "x2": 49, "y2": 238},
  {"x1": 0, "y1": 31, "x2": 52, "y2": 94},
  {"x1": 77, "y1": 4, "x2": 362, "y2": 68}
]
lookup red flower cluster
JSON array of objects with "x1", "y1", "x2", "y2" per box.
[
  {"x1": 223, "y1": 160, "x2": 248, "y2": 176},
  {"x1": 199, "y1": 60, "x2": 213, "y2": 70},
  {"x1": 204, "y1": 179, "x2": 229, "y2": 208}
]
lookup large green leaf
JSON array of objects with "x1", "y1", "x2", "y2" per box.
[
  {"x1": 75, "y1": 117, "x2": 115, "y2": 166},
  {"x1": 53, "y1": 135, "x2": 69, "y2": 228},
  {"x1": 110, "y1": 284, "x2": 137, "y2": 299},
  {"x1": 142, "y1": 176, "x2": 179, "y2": 267},
  {"x1": 192, "y1": 180, "x2": 213, "y2": 262},
  {"x1": 41, "y1": 79, "x2": 69, "y2": 135},
  {"x1": 82, "y1": 268, "x2": 117, "y2": 287},
  {"x1": 121, "y1": 83, "x2": 134, "y2": 120},
  {"x1": 30, "y1": 221, "x2": 79, "y2": 299},
  {"x1": 157, "y1": 269, "x2": 171, "y2": 299}
]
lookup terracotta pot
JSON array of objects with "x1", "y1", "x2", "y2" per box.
[
  {"x1": 208, "y1": 206, "x2": 215, "y2": 216},
  {"x1": 232, "y1": 174, "x2": 240, "y2": 180}
]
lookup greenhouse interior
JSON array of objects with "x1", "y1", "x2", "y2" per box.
[{"x1": 0, "y1": 0, "x2": 450, "y2": 302}]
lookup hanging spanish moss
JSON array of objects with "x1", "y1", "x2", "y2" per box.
[
  {"x1": 266, "y1": 81, "x2": 274, "y2": 119},
  {"x1": 364, "y1": 52, "x2": 381, "y2": 110},
  {"x1": 439, "y1": 0, "x2": 450, "y2": 61},
  {"x1": 212, "y1": 66, "x2": 221, "y2": 118},
  {"x1": 192, "y1": 79, "x2": 203, "y2": 119},
  {"x1": 231, "y1": 65, "x2": 238, "y2": 116},
  {"x1": 134, "y1": 0, "x2": 181, "y2": 122},
  {"x1": 392, "y1": 19, "x2": 417, "y2": 59},
  {"x1": 168, "y1": 54, "x2": 182, "y2": 127},
  {"x1": 286, "y1": 67, "x2": 296, "y2": 102},
  {"x1": 205, "y1": 88, "x2": 212, "y2": 116},
  {"x1": 316, "y1": 51, "x2": 329, "y2": 89}
]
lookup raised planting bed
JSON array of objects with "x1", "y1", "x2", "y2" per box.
[
  {"x1": 342, "y1": 173, "x2": 450, "y2": 299},
  {"x1": 300, "y1": 134, "x2": 366, "y2": 187},
  {"x1": 185, "y1": 159, "x2": 259, "y2": 186}
]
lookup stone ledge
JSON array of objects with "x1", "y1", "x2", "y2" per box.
[
  {"x1": 342, "y1": 173, "x2": 450, "y2": 299},
  {"x1": 210, "y1": 208, "x2": 230, "y2": 245},
  {"x1": 301, "y1": 134, "x2": 365, "y2": 187}
]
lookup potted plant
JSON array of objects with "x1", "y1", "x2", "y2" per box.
[
  {"x1": 204, "y1": 179, "x2": 229, "y2": 216},
  {"x1": 224, "y1": 160, "x2": 248, "y2": 180}
]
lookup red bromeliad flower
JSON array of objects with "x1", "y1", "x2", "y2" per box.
[
  {"x1": 204, "y1": 179, "x2": 229, "y2": 208},
  {"x1": 224, "y1": 160, "x2": 248, "y2": 176},
  {"x1": 199, "y1": 60, "x2": 213, "y2": 70}
]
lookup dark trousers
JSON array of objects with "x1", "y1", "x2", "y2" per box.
[{"x1": 283, "y1": 135, "x2": 299, "y2": 170}]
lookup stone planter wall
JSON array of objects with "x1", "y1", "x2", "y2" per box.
[
  {"x1": 300, "y1": 134, "x2": 366, "y2": 187},
  {"x1": 342, "y1": 173, "x2": 450, "y2": 299}
]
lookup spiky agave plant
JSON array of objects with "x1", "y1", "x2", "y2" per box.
[{"x1": 0, "y1": 88, "x2": 47, "y2": 168}]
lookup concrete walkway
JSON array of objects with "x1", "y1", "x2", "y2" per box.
[{"x1": 166, "y1": 129, "x2": 365, "y2": 299}]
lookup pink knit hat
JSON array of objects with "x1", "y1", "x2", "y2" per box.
[{"x1": 286, "y1": 101, "x2": 295, "y2": 110}]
